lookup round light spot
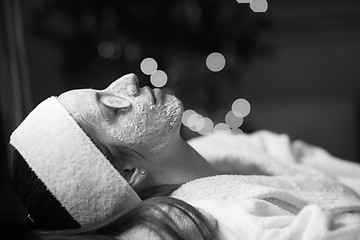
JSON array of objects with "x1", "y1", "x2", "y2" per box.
[
  {"x1": 213, "y1": 123, "x2": 231, "y2": 133},
  {"x1": 225, "y1": 111, "x2": 244, "y2": 129},
  {"x1": 140, "y1": 58, "x2": 158, "y2": 75},
  {"x1": 231, "y1": 128, "x2": 243, "y2": 134},
  {"x1": 150, "y1": 70, "x2": 168, "y2": 88},
  {"x1": 124, "y1": 44, "x2": 141, "y2": 61},
  {"x1": 231, "y1": 98, "x2": 251, "y2": 118},
  {"x1": 98, "y1": 41, "x2": 121, "y2": 59},
  {"x1": 198, "y1": 117, "x2": 214, "y2": 136},
  {"x1": 206, "y1": 52, "x2": 226, "y2": 72},
  {"x1": 187, "y1": 113, "x2": 200, "y2": 129},
  {"x1": 182, "y1": 109, "x2": 196, "y2": 127},
  {"x1": 195, "y1": 116, "x2": 205, "y2": 132},
  {"x1": 250, "y1": 0, "x2": 268, "y2": 12},
  {"x1": 189, "y1": 114, "x2": 203, "y2": 132}
]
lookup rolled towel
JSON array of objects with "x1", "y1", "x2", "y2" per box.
[
  {"x1": 172, "y1": 174, "x2": 360, "y2": 214},
  {"x1": 10, "y1": 97, "x2": 141, "y2": 227}
]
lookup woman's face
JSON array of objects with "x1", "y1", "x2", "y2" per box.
[{"x1": 58, "y1": 73, "x2": 183, "y2": 158}]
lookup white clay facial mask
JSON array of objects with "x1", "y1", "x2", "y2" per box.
[
  {"x1": 58, "y1": 73, "x2": 183, "y2": 155},
  {"x1": 107, "y1": 94, "x2": 182, "y2": 153},
  {"x1": 102, "y1": 74, "x2": 183, "y2": 153}
]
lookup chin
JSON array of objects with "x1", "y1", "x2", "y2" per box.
[
  {"x1": 169, "y1": 94, "x2": 184, "y2": 129},
  {"x1": 175, "y1": 99, "x2": 184, "y2": 130},
  {"x1": 153, "y1": 95, "x2": 184, "y2": 150}
]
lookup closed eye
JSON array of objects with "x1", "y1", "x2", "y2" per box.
[
  {"x1": 96, "y1": 93, "x2": 132, "y2": 122},
  {"x1": 100, "y1": 94, "x2": 131, "y2": 109},
  {"x1": 96, "y1": 93, "x2": 116, "y2": 120}
]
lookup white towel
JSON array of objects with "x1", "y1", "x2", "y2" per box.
[
  {"x1": 10, "y1": 97, "x2": 141, "y2": 226},
  {"x1": 172, "y1": 174, "x2": 360, "y2": 215},
  {"x1": 171, "y1": 174, "x2": 360, "y2": 240}
]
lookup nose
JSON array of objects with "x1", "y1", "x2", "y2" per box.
[{"x1": 105, "y1": 73, "x2": 139, "y2": 96}]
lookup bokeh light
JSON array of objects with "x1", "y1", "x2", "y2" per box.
[
  {"x1": 231, "y1": 98, "x2": 251, "y2": 118},
  {"x1": 195, "y1": 116, "x2": 205, "y2": 132},
  {"x1": 198, "y1": 117, "x2": 214, "y2": 136},
  {"x1": 231, "y1": 128, "x2": 243, "y2": 134},
  {"x1": 98, "y1": 41, "x2": 121, "y2": 59},
  {"x1": 250, "y1": 0, "x2": 268, "y2": 12},
  {"x1": 182, "y1": 105, "x2": 247, "y2": 136},
  {"x1": 188, "y1": 113, "x2": 201, "y2": 131},
  {"x1": 182, "y1": 109, "x2": 215, "y2": 135},
  {"x1": 140, "y1": 57, "x2": 158, "y2": 75},
  {"x1": 213, "y1": 123, "x2": 231, "y2": 133},
  {"x1": 124, "y1": 43, "x2": 141, "y2": 61},
  {"x1": 182, "y1": 109, "x2": 196, "y2": 127},
  {"x1": 225, "y1": 110, "x2": 244, "y2": 129},
  {"x1": 150, "y1": 70, "x2": 168, "y2": 88},
  {"x1": 206, "y1": 52, "x2": 226, "y2": 72}
]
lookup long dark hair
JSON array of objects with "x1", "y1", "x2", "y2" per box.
[
  {"x1": 11, "y1": 149, "x2": 216, "y2": 240},
  {"x1": 31, "y1": 197, "x2": 216, "y2": 240}
]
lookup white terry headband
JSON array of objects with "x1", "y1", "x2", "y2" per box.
[{"x1": 10, "y1": 97, "x2": 141, "y2": 227}]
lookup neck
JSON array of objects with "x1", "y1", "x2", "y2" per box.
[{"x1": 150, "y1": 134, "x2": 217, "y2": 186}]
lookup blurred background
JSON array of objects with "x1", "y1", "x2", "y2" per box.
[{"x1": 1, "y1": 0, "x2": 360, "y2": 237}]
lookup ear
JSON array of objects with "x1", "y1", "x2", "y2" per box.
[{"x1": 126, "y1": 168, "x2": 147, "y2": 189}]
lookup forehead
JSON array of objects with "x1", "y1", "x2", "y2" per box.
[
  {"x1": 58, "y1": 89, "x2": 93, "y2": 103},
  {"x1": 58, "y1": 89, "x2": 95, "y2": 113},
  {"x1": 58, "y1": 89, "x2": 115, "y2": 148},
  {"x1": 58, "y1": 89, "x2": 144, "y2": 161}
]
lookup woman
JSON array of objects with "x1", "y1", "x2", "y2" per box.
[
  {"x1": 10, "y1": 73, "x2": 360, "y2": 239},
  {"x1": 10, "y1": 73, "x2": 216, "y2": 239}
]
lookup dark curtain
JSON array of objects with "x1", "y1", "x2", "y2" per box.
[{"x1": 0, "y1": 0, "x2": 33, "y2": 238}]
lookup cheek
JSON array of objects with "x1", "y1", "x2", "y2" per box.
[
  {"x1": 105, "y1": 97, "x2": 182, "y2": 153},
  {"x1": 74, "y1": 97, "x2": 103, "y2": 128},
  {"x1": 141, "y1": 98, "x2": 183, "y2": 152},
  {"x1": 105, "y1": 103, "x2": 148, "y2": 144}
]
